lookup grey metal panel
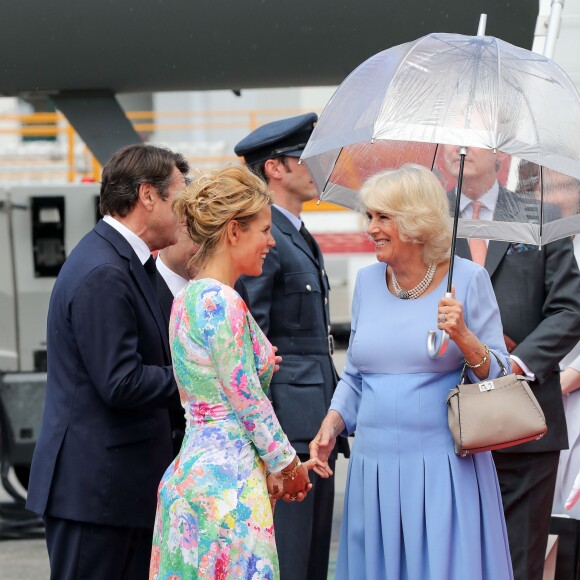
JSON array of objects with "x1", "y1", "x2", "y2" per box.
[
  {"x1": 0, "y1": 190, "x2": 18, "y2": 372},
  {"x1": 8, "y1": 184, "x2": 100, "y2": 371},
  {"x1": 0, "y1": 1, "x2": 537, "y2": 95},
  {"x1": 0, "y1": 373, "x2": 47, "y2": 464}
]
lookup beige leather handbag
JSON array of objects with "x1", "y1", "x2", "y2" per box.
[{"x1": 446, "y1": 351, "x2": 547, "y2": 457}]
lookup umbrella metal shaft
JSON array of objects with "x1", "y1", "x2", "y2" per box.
[{"x1": 448, "y1": 148, "x2": 467, "y2": 293}]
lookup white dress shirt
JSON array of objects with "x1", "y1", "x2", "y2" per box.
[
  {"x1": 102, "y1": 214, "x2": 150, "y2": 265},
  {"x1": 156, "y1": 253, "x2": 189, "y2": 297}
]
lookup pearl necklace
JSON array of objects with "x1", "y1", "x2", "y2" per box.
[{"x1": 391, "y1": 262, "x2": 437, "y2": 300}]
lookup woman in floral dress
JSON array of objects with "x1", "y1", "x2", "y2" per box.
[{"x1": 150, "y1": 166, "x2": 313, "y2": 580}]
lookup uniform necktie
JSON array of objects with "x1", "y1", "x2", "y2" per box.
[
  {"x1": 299, "y1": 222, "x2": 317, "y2": 255},
  {"x1": 143, "y1": 255, "x2": 158, "y2": 288},
  {"x1": 468, "y1": 201, "x2": 488, "y2": 267}
]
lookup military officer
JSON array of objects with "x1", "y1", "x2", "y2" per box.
[{"x1": 235, "y1": 113, "x2": 349, "y2": 580}]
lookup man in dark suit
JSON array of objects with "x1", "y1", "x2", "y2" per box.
[
  {"x1": 26, "y1": 144, "x2": 189, "y2": 580},
  {"x1": 446, "y1": 145, "x2": 580, "y2": 580},
  {"x1": 234, "y1": 113, "x2": 349, "y2": 580}
]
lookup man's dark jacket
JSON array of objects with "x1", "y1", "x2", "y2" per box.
[{"x1": 27, "y1": 220, "x2": 177, "y2": 528}]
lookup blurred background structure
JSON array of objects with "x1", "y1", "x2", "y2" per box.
[{"x1": 0, "y1": 0, "x2": 539, "y2": 174}]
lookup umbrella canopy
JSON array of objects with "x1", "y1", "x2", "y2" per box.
[{"x1": 301, "y1": 32, "x2": 580, "y2": 246}]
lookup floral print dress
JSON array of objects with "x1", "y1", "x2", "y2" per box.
[{"x1": 150, "y1": 279, "x2": 295, "y2": 580}]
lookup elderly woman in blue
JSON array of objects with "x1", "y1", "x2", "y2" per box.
[{"x1": 310, "y1": 164, "x2": 513, "y2": 580}]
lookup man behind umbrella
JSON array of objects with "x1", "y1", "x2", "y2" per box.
[
  {"x1": 26, "y1": 144, "x2": 188, "y2": 579},
  {"x1": 234, "y1": 113, "x2": 349, "y2": 580},
  {"x1": 446, "y1": 145, "x2": 580, "y2": 580}
]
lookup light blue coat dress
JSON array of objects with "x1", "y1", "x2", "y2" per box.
[{"x1": 331, "y1": 257, "x2": 514, "y2": 580}]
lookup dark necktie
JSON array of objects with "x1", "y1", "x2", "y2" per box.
[
  {"x1": 299, "y1": 222, "x2": 317, "y2": 256},
  {"x1": 143, "y1": 255, "x2": 158, "y2": 288}
]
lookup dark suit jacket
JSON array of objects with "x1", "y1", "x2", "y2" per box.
[
  {"x1": 453, "y1": 187, "x2": 580, "y2": 452},
  {"x1": 26, "y1": 220, "x2": 177, "y2": 528},
  {"x1": 237, "y1": 207, "x2": 348, "y2": 456}
]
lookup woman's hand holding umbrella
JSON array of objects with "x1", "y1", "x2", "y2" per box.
[{"x1": 437, "y1": 286, "x2": 491, "y2": 379}]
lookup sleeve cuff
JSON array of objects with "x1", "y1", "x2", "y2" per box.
[
  {"x1": 263, "y1": 442, "x2": 296, "y2": 473},
  {"x1": 511, "y1": 355, "x2": 535, "y2": 381}
]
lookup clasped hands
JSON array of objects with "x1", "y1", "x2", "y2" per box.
[
  {"x1": 267, "y1": 457, "x2": 321, "y2": 503},
  {"x1": 267, "y1": 407, "x2": 344, "y2": 503},
  {"x1": 267, "y1": 346, "x2": 322, "y2": 502}
]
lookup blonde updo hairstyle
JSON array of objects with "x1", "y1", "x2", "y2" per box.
[
  {"x1": 173, "y1": 166, "x2": 272, "y2": 271},
  {"x1": 360, "y1": 164, "x2": 452, "y2": 265}
]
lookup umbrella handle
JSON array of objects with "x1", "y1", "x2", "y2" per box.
[{"x1": 427, "y1": 329, "x2": 449, "y2": 358}]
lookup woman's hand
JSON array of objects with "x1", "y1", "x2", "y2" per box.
[
  {"x1": 268, "y1": 457, "x2": 319, "y2": 502},
  {"x1": 436, "y1": 286, "x2": 469, "y2": 343},
  {"x1": 267, "y1": 472, "x2": 282, "y2": 498},
  {"x1": 272, "y1": 346, "x2": 282, "y2": 373},
  {"x1": 309, "y1": 410, "x2": 345, "y2": 479},
  {"x1": 267, "y1": 468, "x2": 312, "y2": 505},
  {"x1": 438, "y1": 286, "x2": 491, "y2": 379},
  {"x1": 566, "y1": 469, "x2": 580, "y2": 511},
  {"x1": 561, "y1": 367, "x2": 580, "y2": 396},
  {"x1": 280, "y1": 458, "x2": 322, "y2": 502}
]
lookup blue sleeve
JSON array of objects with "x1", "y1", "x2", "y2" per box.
[
  {"x1": 463, "y1": 266, "x2": 511, "y2": 382},
  {"x1": 330, "y1": 270, "x2": 363, "y2": 436}
]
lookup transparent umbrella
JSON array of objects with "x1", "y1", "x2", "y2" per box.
[{"x1": 301, "y1": 31, "x2": 580, "y2": 357}]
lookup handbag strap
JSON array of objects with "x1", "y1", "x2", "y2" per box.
[{"x1": 459, "y1": 349, "x2": 508, "y2": 384}]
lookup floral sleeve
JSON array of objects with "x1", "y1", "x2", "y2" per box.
[{"x1": 195, "y1": 283, "x2": 295, "y2": 472}]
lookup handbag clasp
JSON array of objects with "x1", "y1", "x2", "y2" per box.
[{"x1": 478, "y1": 381, "x2": 495, "y2": 392}]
